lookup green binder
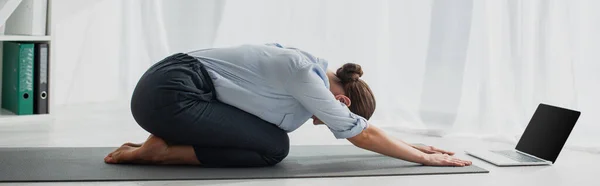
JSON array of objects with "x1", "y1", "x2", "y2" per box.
[{"x1": 2, "y1": 42, "x2": 35, "y2": 115}]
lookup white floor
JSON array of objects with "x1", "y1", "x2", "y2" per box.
[{"x1": 0, "y1": 102, "x2": 598, "y2": 186}]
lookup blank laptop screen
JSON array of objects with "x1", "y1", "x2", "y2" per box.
[{"x1": 515, "y1": 104, "x2": 581, "y2": 163}]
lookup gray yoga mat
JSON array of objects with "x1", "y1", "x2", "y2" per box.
[{"x1": 0, "y1": 145, "x2": 488, "y2": 182}]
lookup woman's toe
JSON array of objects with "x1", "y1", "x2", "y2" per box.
[
  {"x1": 104, "y1": 155, "x2": 114, "y2": 163},
  {"x1": 106, "y1": 148, "x2": 121, "y2": 159},
  {"x1": 110, "y1": 151, "x2": 125, "y2": 163}
]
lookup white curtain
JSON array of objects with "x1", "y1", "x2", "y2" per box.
[
  {"x1": 53, "y1": 0, "x2": 600, "y2": 151},
  {"x1": 52, "y1": 0, "x2": 223, "y2": 105}
]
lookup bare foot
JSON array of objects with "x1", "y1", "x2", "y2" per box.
[
  {"x1": 104, "y1": 145, "x2": 139, "y2": 163},
  {"x1": 104, "y1": 135, "x2": 169, "y2": 164}
]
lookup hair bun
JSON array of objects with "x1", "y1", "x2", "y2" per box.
[{"x1": 336, "y1": 63, "x2": 363, "y2": 83}]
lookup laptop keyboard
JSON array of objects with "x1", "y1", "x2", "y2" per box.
[{"x1": 491, "y1": 150, "x2": 546, "y2": 163}]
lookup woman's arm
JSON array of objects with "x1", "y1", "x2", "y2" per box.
[
  {"x1": 347, "y1": 124, "x2": 472, "y2": 166},
  {"x1": 282, "y1": 63, "x2": 471, "y2": 166}
]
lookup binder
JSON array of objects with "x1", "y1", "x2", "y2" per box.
[
  {"x1": 34, "y1": 43, "x2": 48, "y2": 114},
  {"x1": 2, "y1": 41, "x2": 34, "y2": 115}
]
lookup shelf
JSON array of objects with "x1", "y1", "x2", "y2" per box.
[
  {"x1": 0, "y1": 35, "x2": 51, "y2": 41},
  {"x1": 0, "y1": 109, "x2": 52, "y2": 124}
]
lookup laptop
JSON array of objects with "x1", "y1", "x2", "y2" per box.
[{"x1": 466, "y1": 103, "x2": 581, "y2": 166}]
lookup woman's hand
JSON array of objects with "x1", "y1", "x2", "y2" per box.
[
  {"x1": 423, "y1": 153, "x2": 472, "y2": 166},
  {"x1": 412, "y1": 145, "x2": 455, "y2": 155},
  {"x1": 413, "y1": 145, "x2": 472, "y2": 166}
]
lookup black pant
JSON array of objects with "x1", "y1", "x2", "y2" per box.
[{"x1": 130, "y1": 53, "x2": 290, "y2": 167}]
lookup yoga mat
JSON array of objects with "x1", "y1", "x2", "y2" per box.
[{"x1": 0, "y1": 145, "x2": 488, "y2": 182}]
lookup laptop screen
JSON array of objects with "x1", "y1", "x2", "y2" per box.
[{"x1": 515, "y1": 104, "x2": 581, "y2": 163}]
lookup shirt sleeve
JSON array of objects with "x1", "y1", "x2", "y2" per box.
[{"x1": 285, "y1": 64, "x2": 369, "y2": 139}]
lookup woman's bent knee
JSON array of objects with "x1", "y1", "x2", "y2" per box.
[{"x1": 263, "y1": 143, "x2": 290, "y2": 166}]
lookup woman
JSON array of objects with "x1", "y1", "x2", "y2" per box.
[{"x1": 104, "y1": 43, "x2": 472, "y2": 167}]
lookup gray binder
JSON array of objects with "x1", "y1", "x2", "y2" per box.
[{"x1": 34, "y1": 43, "x2": 48, "y2": 114}]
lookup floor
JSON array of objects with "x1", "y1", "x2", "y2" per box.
[{"x1": 0, "y1": 102, "x2": 598, "y2": 186}]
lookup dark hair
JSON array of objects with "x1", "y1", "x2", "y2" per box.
[{"x1": 335, "y1": 63, "x2": 376, "y2": 119}]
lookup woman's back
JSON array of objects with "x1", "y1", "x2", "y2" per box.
[{"x1": 187, "y1": 44, "x2": 330, "y2": 132}]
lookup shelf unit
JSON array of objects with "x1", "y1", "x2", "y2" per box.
[{"x1": 0, "y1": 1, "x2": 53, "y2": 124}]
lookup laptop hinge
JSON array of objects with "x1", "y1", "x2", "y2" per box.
[{"x1": 515, "y1": 150, "x2": 551, "y2": 162}]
